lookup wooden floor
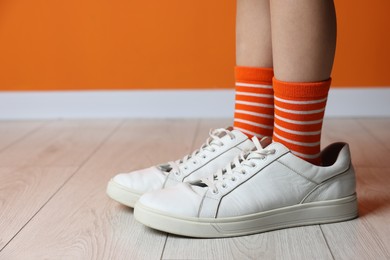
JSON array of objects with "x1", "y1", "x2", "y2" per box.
[{"x1": 0, "y1": 118, "x2": 389, "y2": 260}]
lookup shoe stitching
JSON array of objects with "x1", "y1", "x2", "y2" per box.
[
  {"x1": 300, "y1": 165, "x2": 352, "y2": 204},
  {"x1": 276, "y1": 155, "x2": 319, "y2": 185},
  {"x1": 197, "y1": 191, "x2": 212, "y2": 218},
  {"x1": 214, "y1": 151, "x2": 288, "y2": 218},
  {"x1": 163, "y1": 171, "x2": 182, "y2": 188},
  {"x1": 162, "y1": 174, "x2": 170, "y2": 188},
  {"x1": 319, "y1": 163, "x2": 351, "y2": 183}
]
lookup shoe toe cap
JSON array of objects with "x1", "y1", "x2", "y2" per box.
[
  {"x1": 138, "y1": 183, "x2": 203, "y2": 218},
  {"x1": 112, "y1": 166, "x2": 166, "y2": 193}
]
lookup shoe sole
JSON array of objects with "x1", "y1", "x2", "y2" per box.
[
  {"x1": 106, "y1": 179, "x2": 142, "y2": 208},
  {"x1": 134, "y1": 194, "x2": 358, "y2": 238}
]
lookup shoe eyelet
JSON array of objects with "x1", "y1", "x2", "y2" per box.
[
  {"x1": 231, "y1": 177, "x2": 236, "y2": 181},
  {"x1": 212, "y1": 149, "x2": 216, "y2": 152},
  {"x1": 241, "y1": 170, "x2": 247, "y2": 175},
  {"x1": 184, "y1": 166, "x2": 188, "y2": 170},
  {"x1": 193, "y1": 161, "x2": 197, "y2": 164},
  {"x1": 251, "y1": 163, "x2": 256, "y2": 167},
  {"x1": 202, "y1": 155, "x2": 207, "y2": 159},
  {"x1": 222, "y1": 183, "x2": 227, "y2": 188},
  {"x1": 212, "y1": 189, "x2": 219, "y2": 195}
]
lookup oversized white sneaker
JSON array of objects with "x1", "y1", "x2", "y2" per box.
[
  {"x1": 106, "y1": 128, "x2": 254, "y2": 207},
  {"x1": 134, "y1": 137, "x2": 358, "y2": 238}
]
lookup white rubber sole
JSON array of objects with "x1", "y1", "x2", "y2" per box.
[
  {"x1": 106, "y1": 179, "x2": 142, "y2": 208},
  {"x1": 134, "y1": 194, "x2": 358, "y2": 238}
]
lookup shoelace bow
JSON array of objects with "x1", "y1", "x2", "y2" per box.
[
  {"x1": 202, "y1": 137, "x2": 275, "y2": 194},
  {"x1": 165, "y1": 128, "x2": 236, "y2": 176}
]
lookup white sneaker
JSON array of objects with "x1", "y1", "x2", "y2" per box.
[
  {"x1": 134, "y1": 137, "x2": 358, "y2": 238},
  {"x1": 106, "y1": 128, "x2": 255, "y2": 207}
]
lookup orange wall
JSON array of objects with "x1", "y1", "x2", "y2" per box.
[{"x1": 0, "y1": 0, "x2": 389, "y2": 91}]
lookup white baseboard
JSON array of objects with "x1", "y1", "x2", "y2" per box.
[{"x1": 0, "y1": 88, "x2": 389, "y2": 119}]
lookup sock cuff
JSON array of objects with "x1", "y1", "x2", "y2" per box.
[
  {"x1": 235, "y1": 66, "x2": 274, "y2": 85},
  {"x1": 273, "y1": 77, "x2": 331, "y2": 99}
]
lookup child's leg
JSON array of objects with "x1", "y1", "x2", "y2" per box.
[
  {"x1": 270, "y1": 0, "x2": 336, "y2": 165},
  {"x1": 236, "y1": 0, "x2": 272, "y2": 68},
  {"x1": 234, "y1": 0, "x2": 274, "y2": 138},
  {"x1": 270, "y1": 0, "x2": 336, "y2": 82}
]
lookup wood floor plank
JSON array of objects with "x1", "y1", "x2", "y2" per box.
[
  {"x1": 0, "y1": 120, "x2": 120, "y2": 251},
  {"x1": 0, "y1": 120, "x2": 121, "y2": 167},
  {"x1": 163, "y1": 226, "x2": 333, "y2": 260},
  {"x1": 0, "y1": 121, "x2": 45, "y2": 152},
  {"x1": 321, "y1": 167, "x2": 390, "y2": 259},
  {"x1": 0, "y1": 166, "x2": 78, "y2": 249},
  {"x1": 322, "y1": 119, "x2": 390, "y2": 168},
  {"x1": 0, "y1": 119, "x2": 199, "y2": 260},
  {"x1": 357, "y1": 118, "x2": 390, "y2": 150}
]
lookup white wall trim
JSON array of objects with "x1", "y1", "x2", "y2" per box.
[{"x1": 0, "y1": 88, "x2": 389, "y2": 119}]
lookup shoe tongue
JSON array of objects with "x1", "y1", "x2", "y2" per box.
[
  {"x1": 216, "y1": 131, "x2": 227, "y2": 138},
  {"x1": 215, "y1": 127, "x2": 232, "y2": 138},
  {"x1": 259, "y1": 136, "x2": 272, "y2": 148}
]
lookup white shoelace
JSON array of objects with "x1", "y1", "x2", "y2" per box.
[
  {"x1": 202, "y1": 137, "x2": 275, "y2": 194},
  {"x1": 161, "y1": 128, "x2": 236, "y2": 176}
]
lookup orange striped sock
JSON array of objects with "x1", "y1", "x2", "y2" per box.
[
  {"x1": 233, "y1": 66, "x2": 274, "y2": 138},
  {"x1": 272, "y1": 77, "x2": 331, "y2": 165}
]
